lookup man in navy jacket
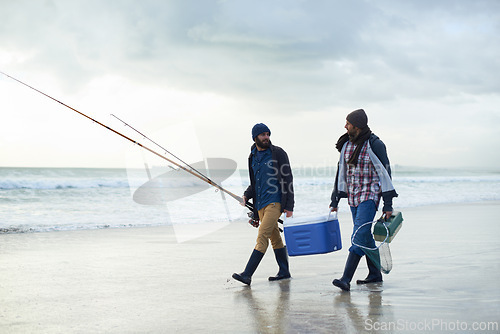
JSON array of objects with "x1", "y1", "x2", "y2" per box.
[{"x1": 232, "y1": 123, "x2": 294, "y2": 285}]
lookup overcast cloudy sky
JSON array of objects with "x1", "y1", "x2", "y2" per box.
[{"x1": 1, "y1": 0, "x2": 499, "y2": 170}]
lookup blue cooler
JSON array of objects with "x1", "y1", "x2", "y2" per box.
[{"x1": 284, "y1": 213, "x2": 342, "y2": 256}]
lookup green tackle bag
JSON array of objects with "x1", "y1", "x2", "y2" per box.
[{"x1": 365, "y1": 211, "x2": 404, "y2": 274}]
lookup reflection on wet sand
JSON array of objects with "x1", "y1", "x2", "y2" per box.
[
  {"x1": 235, "y1": 279, "x2": 394, "y2": 333},
  {"x1": 333, "y1": 284, "x2": 394, "y2": 333},
  {"x1": 236, "y1": 280, "x2": 291, "y2": 333}
]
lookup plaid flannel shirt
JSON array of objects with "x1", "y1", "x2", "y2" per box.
[{"x1": 344, "y1": 141, "x2": 381, "y2": 207}]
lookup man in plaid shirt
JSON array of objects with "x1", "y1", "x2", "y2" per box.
[{"x1": 330, "y1": 109, "x2": 398, "y2": 291}]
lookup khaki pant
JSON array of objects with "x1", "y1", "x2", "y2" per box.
[{"x1": 255, "y1": 203, "x2": 284, "y2": 253}]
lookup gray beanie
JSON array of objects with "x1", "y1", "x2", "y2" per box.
[{"x1": 346, "y1": 109, "x2": 368, "y2": 128}]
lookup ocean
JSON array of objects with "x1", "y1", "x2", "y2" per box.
[{"x1": 1, "y1": 166, "x2": 500, "y2": 234}]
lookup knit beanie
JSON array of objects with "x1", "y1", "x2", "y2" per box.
[
  {"x1": 346, "y1": 109, "x2": 368, "y2": 129},
  {"x1": 252, "y1": 123, "x2": 271, "y2": 140}
]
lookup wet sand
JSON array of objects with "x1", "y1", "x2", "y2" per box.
[{"x1": 1, "y1": 201, "x2": 499, "y2": 333}]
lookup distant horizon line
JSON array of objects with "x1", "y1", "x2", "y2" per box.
[{"x1": 1, "y1": 164, "x2": 500, "y2": 174}]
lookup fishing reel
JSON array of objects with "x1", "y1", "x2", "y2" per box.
[
  {"x1": 247, "y1": 211, "x2": 260, "y2": 228},
  {"x1": 246, "y1": 208, "x2": 283, "y2": 232}
]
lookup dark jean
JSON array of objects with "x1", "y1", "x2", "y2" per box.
[{"x1": 349, "y1": 200, "x2": 377, "y2": 257}]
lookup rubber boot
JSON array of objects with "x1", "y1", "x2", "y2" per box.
[
  {"x1": 268, "y1": 247, "x2": 291, "y2": 281},
  {"x1": 356, "y1": 255, "x2": 383, "y2": 284},
  {"x1": 332, "y1": 252, "x2": 361, "y2": 291},
  {"x1": 232, "y1": 249, "x2": 265, "y2": 285}
]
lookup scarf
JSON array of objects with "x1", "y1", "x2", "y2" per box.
[{"x1": 335, "y1": 126, "x2": 372, "y2": 166}]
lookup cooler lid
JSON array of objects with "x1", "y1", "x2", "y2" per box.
[{"x1": 284, "y1": 212, "x2": 337, "y2": 227}]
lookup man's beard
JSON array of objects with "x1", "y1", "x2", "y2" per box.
[
  {"x1": 255, "y1": 137, "x2": 270, "y2": 149},
  {"x1": 348, "y1": 129, "x2": 358, "y2": 142}
]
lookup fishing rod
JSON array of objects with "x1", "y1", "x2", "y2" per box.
[
  {"x1": 0, "y1": 70, "x2": 251, "y2": 210},
  {"x1": 111, "y1": 113, "x2": 235, "y2": 221},
  {"x1": 110, "y1": 113, "x2": 214, "y2": 185}
]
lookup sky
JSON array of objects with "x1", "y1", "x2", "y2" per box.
[{"x1": 1, "y1": 0, "x2": 499, "y2": 170}]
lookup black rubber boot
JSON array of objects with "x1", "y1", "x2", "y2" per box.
[
  {"x1": 268, "y1": 247, "x2": 291, "y2": 281},
  {"x1": 332, "y1": 252, "x2": 361, "y2": 291},
  {"x1": 232, "y1": 249, "x2": 265, "y2": 285},
  {"x1": 356, "y1": 255, "x2": 383, "y2": 284}
]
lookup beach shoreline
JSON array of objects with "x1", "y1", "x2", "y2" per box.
[{"x1": 1, "y1": 201, "x2": 499, "y2": 333}]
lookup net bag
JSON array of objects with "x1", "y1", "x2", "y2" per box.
[{"x1": 351, "y1": 212, "x2": 403, "y2": 274}]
